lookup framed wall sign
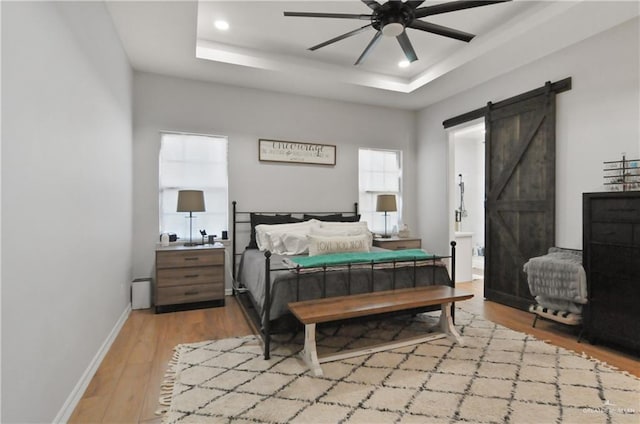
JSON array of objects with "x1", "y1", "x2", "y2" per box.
[{"x1": 259, "y1": 139, "x2": 336, "y2": 166}]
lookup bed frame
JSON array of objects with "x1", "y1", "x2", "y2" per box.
[{"x1": 231, "y1": 201, "x2": 457, "y2": 359}]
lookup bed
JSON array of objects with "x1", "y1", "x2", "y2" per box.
[
  {"x1": 231, "y1": 201, "x2": 457, "y2": 359},
  {"x1": 523, "y1": 247, "x2": 587, "y2": 335}
]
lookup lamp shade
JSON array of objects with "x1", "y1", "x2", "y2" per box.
[
  {"x1": 177, "y1": 190, "x2": 205, "y2": 212},
  {"x1": 376, "y1": 194, "x2": 397, "y2": 212}
]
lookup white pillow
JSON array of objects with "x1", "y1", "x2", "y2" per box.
[
  {"x1": 311, "y1": 221, "x2": 372, "y2": 246},
  {"x1": 255, "y1": 224, "x2": 272, "y2": 251},
  {"x1": 256, "y1": 220, "x2": 320, "y2": 252},
  {"x1": 269, "y1": 228, "x2": 313, "y2": 255},
  {"x1": 320, "y1": 221, "x2": 369, "y2": 230},
  {"x1": 308, "y1": 233, "x2": 371, "y2": 256}
]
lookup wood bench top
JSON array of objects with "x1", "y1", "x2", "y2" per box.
[{"x1": 288, "y1": 285, "x2": 473, "y2": 325}]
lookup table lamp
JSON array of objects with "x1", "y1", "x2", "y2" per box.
[
  {"x1": 376, "y1": 194, "x2": 397, "y2": 238},
  {"x1": 177, "y1": 190, "x2": 205, "y2": 246}
]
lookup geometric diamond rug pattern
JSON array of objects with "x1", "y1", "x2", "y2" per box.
[{"x1": 159, "y1": 308, "x2": 639, "y2": 423}]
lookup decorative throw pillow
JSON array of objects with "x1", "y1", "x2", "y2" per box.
[
  {"x1": 303, "y1": 213, "x2": 342, "y2": 221},
  {"x1": 303, "y1": 213, "x2": 361, "y2": 222},
  {"x1": 315, "y1": 221, "x2": 372, "y2": 244},
  {"x1": 310, "y1": 226, "x2": 372, "y2": 247},
  {"x1": 307, "y1": 233, "x2": 371, "y2": 256},
  {"x1": 319, "y1": 221, "x2": 369, "y2": 230},
  {"x1": 336, "y1": 214, "x2": 361, "y2": 222}
]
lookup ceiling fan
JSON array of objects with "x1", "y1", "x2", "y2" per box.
[{"x1": 284, "y1": 0, "x2": 511, "y2": 65}]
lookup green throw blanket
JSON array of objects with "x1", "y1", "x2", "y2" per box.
[{"x1": 289, "y1": 249, "x2": 435, "y2": 268}]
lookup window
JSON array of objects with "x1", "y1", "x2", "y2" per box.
[
  {"x1": 159, "y1": 132, "x2": 228, "y2": 240},
  {"x1": 358, "y1": 148, "x2": 402, "y2": 234}
]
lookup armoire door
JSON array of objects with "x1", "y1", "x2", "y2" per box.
[{"x1": 484, "y1": 88, "x2": 556, "y2": 310}]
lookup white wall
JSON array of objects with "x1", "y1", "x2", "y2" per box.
[
  {"x1": 1, "y1": 2, "x2": 132, "y2": 422},
  {"x1": 133, "y1": 73, "x2": 417, "y2": 281},
  {"x1": 417, "y1": 17, "x2": 639, "y2": 252}
]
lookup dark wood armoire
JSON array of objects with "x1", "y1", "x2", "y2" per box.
[{"x1": 583, "y1": 191, "x2": 640, "y2": 352}]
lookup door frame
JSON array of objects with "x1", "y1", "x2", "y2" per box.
[
  {"x1": 442, "y1": 78, "x2": 572, "y2": 302},
  {"x1": 446, "y1": 118, "x2": 485, "y2": 282}
]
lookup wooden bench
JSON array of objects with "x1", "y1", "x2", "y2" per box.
[{"x1": 288, "y1": 285, "x2": 474, "y2": 376}]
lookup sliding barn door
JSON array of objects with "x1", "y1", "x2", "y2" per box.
[{"x1": 484, "y1": 87, "x2": 556, "y2": 310}]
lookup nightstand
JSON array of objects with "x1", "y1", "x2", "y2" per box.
[
  {"x1": 373, "y1": 237, "x2": 422, "y2": 250},
  {"x1": 155, "y1": 244, "x2": 225, "y2": 313}
]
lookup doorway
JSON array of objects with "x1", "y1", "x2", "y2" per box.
[
  {"x1": 447, "y1": 119, "x2": 485, "y2": 284},
  {"x1": 443, "y1": 78, "x2": 568, "y2": 309}
]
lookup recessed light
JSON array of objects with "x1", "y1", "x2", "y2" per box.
[
  {"x1": 398, "y1": 60, "x2": 410, "y2": 68},
  {"x1": 214, "y1": 20, "x2": 229, "y2": 31}
]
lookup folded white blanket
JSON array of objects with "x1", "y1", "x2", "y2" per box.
[{"x1": 523, "y1": 248, "x2": 587, "y2": 305}]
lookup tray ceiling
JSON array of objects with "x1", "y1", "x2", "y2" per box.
[{"x1": 106, "y1": 1, "x2": 639, "y2": 109}]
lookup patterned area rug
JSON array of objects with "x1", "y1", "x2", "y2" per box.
[{"x1": 159, "y1": 309, "x2": 639, "y2": 423}]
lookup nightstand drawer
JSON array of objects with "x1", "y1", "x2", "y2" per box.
[
  {"x1": 156, "y1": 266, "x2": 223, "y2": 288},
  {"x1": 156, "y1": 282, "x2": 224, "y2": 305},
  {"x1": 156, "y1": 249, "x2": 223, "y2": 269}
]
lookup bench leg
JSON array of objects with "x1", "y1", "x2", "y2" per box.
[
  {"x1": 300, "y1": 323, "x2": 323, "y2": 377},
  {"x1": 439, "y1": 302, "x2": 464, "y2": 346}
]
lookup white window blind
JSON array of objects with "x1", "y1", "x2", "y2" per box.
[
  {"x1": 358, "y1": 148, "x2": 402, "y2": 234},
  {"x1": 159, "y1": 132, "x2": 228, "y2": 241}
]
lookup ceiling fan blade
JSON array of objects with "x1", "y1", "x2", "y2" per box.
[
  {"x1": 355, "y1": 31, "x2": 382, "y2": 65},
  {"x1": 407, "y1": 20, "x2": 475, "y2": 42},
  {"x1": 309, "y1": 24, "x2": 373, "y2": 51},
  {"x1": 414, "y1": 0, "x2": 511, "y2": 19},
  {"x1": 284, "y1": 11, "x2": 371, "y2": 20},
  {"x1": 361, "y1": 0, "x2": 381, "y2": 11},
  {"x1": 405, "y1": 1, "x2": 426, "y2": 9},
  {"x1": 397, "y1": 32, "x2": 418, "y2": 62}
]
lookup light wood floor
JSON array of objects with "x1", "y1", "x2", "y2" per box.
[{"x1": 69, "y1": 280, "x2": 639, "y2": 423}]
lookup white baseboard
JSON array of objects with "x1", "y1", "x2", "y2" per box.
[{"x1": 53, "y1": 304, "x2": 132, "y2": 423}]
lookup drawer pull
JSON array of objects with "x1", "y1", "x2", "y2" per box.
[
  {"x1": 184, "y1": 290, "x2": 199, "y2": 296},
  {"x1": 184, "y1": 257, "x2": 199, "y2": 261},
  {"x1": 184, "y1": 274, "x2": 199, "y2": 278},
  {"x1": 608, "y1": 208, "x2": 637, "y2": 213}
]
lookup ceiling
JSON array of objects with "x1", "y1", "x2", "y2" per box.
[{"x1": 106, "y1": 1, "x2": 639, "y2": 110}]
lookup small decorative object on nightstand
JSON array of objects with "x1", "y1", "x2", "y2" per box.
[
  {"x1": 373, "y1": 236, "x2": 421, "y2": 250},
  {"x1": 155, "y1": 244, "x2": 225, "y2": 313}
]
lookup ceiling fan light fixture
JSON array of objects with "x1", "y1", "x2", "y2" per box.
[
  {"x1": 284, "y1": 0, "x2": 511, "y2": 66},
  {"x1": 382, "y1": 22, "x2": 404, "y2": 37}
]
